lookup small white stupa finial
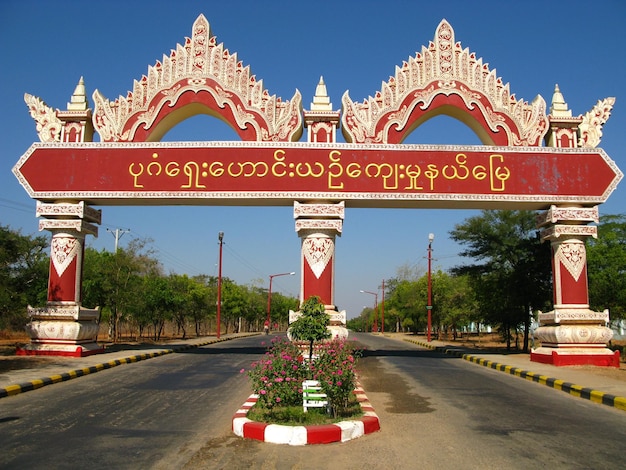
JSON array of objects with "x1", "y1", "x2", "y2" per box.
[
  {"x1": 310, "y1": 76, "x2": 332, "y2": 111},
  {"x1": 550, "y1": 84, "x2": 572, "y2": 117},
  {"x1": 67, "y1": 77, "x2": 89, "y2": 111}
]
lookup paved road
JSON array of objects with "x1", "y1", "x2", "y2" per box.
[
  {"x1": 1, "y1": 333, "x2": 625, "y2": 469},
  {"x1": 0, "y1": 337, "x2": 261, "y2": 469}
]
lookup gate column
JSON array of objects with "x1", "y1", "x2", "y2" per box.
[
  {"x1": 532, "y1": 205, "x2": 619, "y2": 366},
  {"x1": 291, "y1": 201, "x2": 348, "y2": 338},
  {"x1": 18, "y1": 202, "x2": 102, "y2": 357}
]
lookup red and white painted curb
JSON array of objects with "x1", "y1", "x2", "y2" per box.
[{"x1": 232, "y1": 382, "x2": 380, "y2": 445}]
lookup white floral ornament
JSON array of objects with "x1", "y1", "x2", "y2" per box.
[
  {"x1": 303, "y1": 238, "x2": 334, "y2": 278},
  {"x1": 51, "y1": 237, "x2": 79, "y2": 276},
  {"x1": 557, "y1": 242, "x2": 586, "y2": 282}
]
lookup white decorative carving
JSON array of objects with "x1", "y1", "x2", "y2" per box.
[
  {"x1": 556, "y1": 242, "x2": 586, "y2": 282},
  {"x1": 295, "y1": 220, "x2": 343, "y2": 233},
  {"x1": 538, "y1": 308, "x2": 609, "y2": 325},
  {"x1": 341, "y1": 19, "x2": 548, "y2": 146},
  {"x1": 579, "y1": 97, "x2": 615, "y2": 148},
  {"x1": 294, "y1": 201, "x2": 345, "y2": 219},
  {"x1": 25, "y1": 320, "x2": 99, "y2": 342},
  {"x1": 24, "y1": 93, "x2": 62, "y2": 142},
  {"x1": 534, "y1": 325, "x2": 613, "y2": 345},
  {"x1": 36, "y1": 201, "x2": 102, "y2": 224},
  {"x1": 536, "y1": 205, "x2": 598, "y2": 227},
  {"x1": 540, "y1": 224, "x2": 597, "y2": 241},
  {"x1": 38, "y1": 219, "x2": 98, "y2": 236},
  {"x1": 28, "y1": 304, "x2": 100, "y2": 321},
  {"x1": 51, "y1": 237, "x2": 80, "y2": 276},
  {"x1": 302, "y1": 237, "x2": 334, "y2": 278},
  {"x1": 92, "y1": 14, "x2": 302, "y2": 142}
]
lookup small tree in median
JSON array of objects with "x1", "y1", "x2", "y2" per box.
[{"x1": 288, "y1": 296, "x2": 331, "y2": 363}]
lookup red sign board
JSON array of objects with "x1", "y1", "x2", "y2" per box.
[{"x1": 13, "y1": 142, "x2": 623, "y2": 209}]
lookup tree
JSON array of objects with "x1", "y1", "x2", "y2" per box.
[
  {"x1": 189, "y1": 275, "x2": 215, "y2": 336},
  {"x1": 0, "y1": 225, "x2": 48, "y2": 330},
  {"x1": 141, "y1": 274, "x2": 174, "y2": 341},
  {"x1": 587, "y1": 214, "x2": 626, "y2": 321},
  {"x1": 430, "y1": 271, "x2": 478, "y2": 340},
  {"x1": 450, "y1": 210, "x2": 552, "y2": 351},
  {"x1": 168, "y1": 274, "x2": 195, "y2": 339},
  {"x1": 83, "y1": 237, "x2": 162, "y2": 341},
  {"x1": 288, "y1": 296, "x2": 331, "y2": 362},
  {"x1": 384, "y1": 274, "x2": 422, "y2": 333}
]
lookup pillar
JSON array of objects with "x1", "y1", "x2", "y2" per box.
[
  {"x1": 18, "y1": 202, "x2": 103, "y2": 357},
  {"x1": 290, "y1": 201, "x2": 348, "y2": 339},
  {"x1": 532, "y1": 205, "x2": 619, "y2": 367}
]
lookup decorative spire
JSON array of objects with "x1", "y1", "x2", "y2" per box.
[
  {"x1": 67, "y1": 77, "x2": 89, "y2": 111},
  {"x1": 310, "y1": 76, "x2": 333, "y2": 111},
  {"x1": 549, "y1": 84, "x2": 572, "y2": 117}
]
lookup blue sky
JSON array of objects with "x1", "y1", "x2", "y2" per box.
[{"x1": 1, "y1": 0, "x2": 625, "y2": 319}]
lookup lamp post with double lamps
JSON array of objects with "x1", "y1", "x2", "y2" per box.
[
  {"x1": 426, "y1": 233, "x2": 434, "y2": 342},
  {"x1": 266, "y1": 271, "x2": 295, "y2": 332},
  {"x1": 360, "y1": 289, "x2": 378, "y2": 332}
]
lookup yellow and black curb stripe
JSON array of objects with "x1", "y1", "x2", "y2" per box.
[
  {"x1": 0, "y1": 334, "x2": 254, "y2": 399},
  {"x1": 404, "y1": 338, "x2": 626, "y2": 413}
]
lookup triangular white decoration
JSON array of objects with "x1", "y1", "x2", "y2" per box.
[
  {"x1": 303, "y1": 238, "x2": 334, "y2": 279},
  {"x1": 51, "y1": 237, "x2": 79, "y2": 277},
  {"x1": 557, "y1": 242, "x2": 586, "y2": 282}
]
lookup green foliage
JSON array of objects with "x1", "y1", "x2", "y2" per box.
[
  {"x1": 587, "y1": 214, "x2": 626, "y2": 320},
  {"x1": 81, "y1": 238, "x2": 299, "y2": 339},
  {"x1": 383, "y1": 268, "x2": 477, "y2": 337},
  {"x1": 0, "y1": 225, "x2": 48, "y2": 330},
  {"x1": 450, "y1": 210, "x2": 552, "y2": 350},
  {"x1": 288, "y1": 296, "x2": 331, "y2": 361}
]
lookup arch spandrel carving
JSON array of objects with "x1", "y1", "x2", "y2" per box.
[
  {"x1": 341, "y1": 19, "x2": 549, "y2": 146},
  {"x1": 92, "y1": 14, "x2": 303, "y2": 143}
]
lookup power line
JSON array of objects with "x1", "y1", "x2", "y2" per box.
[{"x1": 0, "y1": 197, "x2": 35, "y2": 214}]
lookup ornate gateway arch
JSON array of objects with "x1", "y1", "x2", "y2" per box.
[{"x1": 15, "y1": 16, "x2": 622, "y2": 366}]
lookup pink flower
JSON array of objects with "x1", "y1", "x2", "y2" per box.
[{"x1": 240, "y1": 369, "x2": 245, "y2": 374}]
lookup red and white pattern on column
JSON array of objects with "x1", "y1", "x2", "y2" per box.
[
  {"x1": 553, "y1": 240, "x2": 589, "y2": 306},
  {"x1": 302, "y1": 235, "x2": 334, "y2": 305},
  {"x1": 48, "y1": 233, "x2": 83, "y2": 303}
]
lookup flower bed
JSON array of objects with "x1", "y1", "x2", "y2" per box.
[
  {"x1": 232, "y1": 381, "x2": 380, "y2": 445},
  {"x1": 234, "y1": 335, "x2": 380, "y2": 444}
]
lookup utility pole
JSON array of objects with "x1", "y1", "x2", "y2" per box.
[
  {"x1": 107, "y1": 228, "x2": 130, "y2": 252},
  {"x1": 381, "y1": 278, "x2": 385, "y2": 334},
  {"x1": 217, "y1": 231, "x2": 224, "y2": 339},
  {"x1": 427, "y1": 233, "x2": 434, "y2": 342}
]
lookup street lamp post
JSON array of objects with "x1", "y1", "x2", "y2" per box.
[
  {"x1": 217, "y1": 231, "x2": 224, "y2": 339},
  {"x1": 427, "y1": 233, "x2": 434, "y2": 342},
  {"x1": 381, "y1": 279, "x2": 385, "y2": 334},
  {"x1": 360, "y1": 289, "x2": 378, "y2": 332},
  {"x1": 266, "y1": 271, "x2": 295, "y2": 331}
]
